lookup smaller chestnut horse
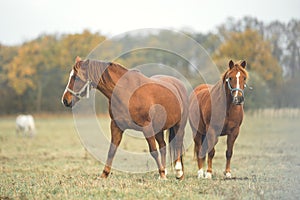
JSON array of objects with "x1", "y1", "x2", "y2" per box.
[
  {"x1": 189, "y1": 60, "x2": 248, "y2": 179},
  {"x1": 62, "y1": 57, "x2": 188, "y2": 180}
]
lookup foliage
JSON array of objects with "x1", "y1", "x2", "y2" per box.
[
  {"x1": 214, "y1": 29, "x2": 282, "y2": 85},
  {"x1": 0, "y1": 31, "x2": 106, "y2": 113},
  {"x1": 213, "y1": 29, "x2": 283, "y2": 109},
  {"x1": 0, "y1": 18, "x2": 299, "y2": 114},
  {"x1": 216, "y1": 17, "x2": 300, "y2": 108}
]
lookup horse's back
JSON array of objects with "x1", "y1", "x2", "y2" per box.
[
  {"x1": 129, "y1": 74, "x2": 188, "y2": 129},
  {"x1": 151, "y1": 75, "x2": 188, "y2": 102},
  {"x1": 189, "y1": 84, "x2": 212, "y2": 109},
  {"x1": 16, "y1": 115, "x2": 27, "y2": 127}
]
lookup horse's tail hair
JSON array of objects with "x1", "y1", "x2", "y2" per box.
[
  {"x1": 193, "y1": 139, "x2": 197, "y2": 160},
  {"x1": 168, "y1": 127, "x2": 176, "y2": 167},
  {"x1": 168, "y1": 127, "x2": 184, "y2": 167}
]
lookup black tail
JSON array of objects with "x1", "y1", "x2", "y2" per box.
[
  {"x1": 168, "y1": 127, "x2": 176, "y2": 166},
  {"x1": 168, "y1": 127, "x2": 184, "y2": 167}
]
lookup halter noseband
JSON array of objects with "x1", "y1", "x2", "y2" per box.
[
  {"x1": 67, "y1": 79, "x2": 92, "y2": 99},
  {"x1": 225, "y1": 78, "x2": 245, "y2": 97}
]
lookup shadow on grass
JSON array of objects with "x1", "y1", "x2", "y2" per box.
[{"x1": 222, "y1": 176, "x2": 250, "y2": 181}]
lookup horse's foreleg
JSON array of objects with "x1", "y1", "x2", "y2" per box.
[
  {"x1": 225, "y1": 133, "x2": 238, "y2": 178},
  {"x1": 101, "y1": 120, "x2": 123, "y2": 178},
  {"x1": 206, "y1": 147, "x2": 215, "y2": 179},
  {"x1": 204, "y1": 129, "x2": 218, "y2": 179},
  {"x1": 155, "y1": 131, "x2": 167, "y2": 175}
]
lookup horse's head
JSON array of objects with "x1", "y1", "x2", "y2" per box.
[
  {"x1": 61, "y1": 56, "x2": 92, "y2": 107},
  {"x1": 224, "y1": 60, "x2": 248, "y2": 105}
]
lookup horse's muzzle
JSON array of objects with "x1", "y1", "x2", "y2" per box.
[
  {"x1": 62, "y1": 98, "x2": 72, "y2": 108},
  {"x1": 233, "y1": 96, "x2": 244, "y2": 105}
]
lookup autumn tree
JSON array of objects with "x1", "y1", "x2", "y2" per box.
[
  {"x1": 214, "y1": 28, "x2": 282, "y2": 85},
  {"x1": 213, "y1": 29, "x2": 283, "y2": 108},
  {"x1": 3, "y1": 30, "x2": 107, "y2": 113}
]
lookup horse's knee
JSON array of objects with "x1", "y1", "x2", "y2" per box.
[
  {"x1": 159, "y1": 147, "x2": 166, "y2": 154},
  {"x1": 208, "y1": 148, "x2": 215, "y2": 158},
  {"x1": 226, "y1": 150, "x2": 233, "y2": 159},
  {"x1": 150, "y1": 150, "x2": 159, "y2": 159}
]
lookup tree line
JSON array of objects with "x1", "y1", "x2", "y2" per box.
[{"x1": 0, "y1": 17, "x2": 299, "y2": 114}]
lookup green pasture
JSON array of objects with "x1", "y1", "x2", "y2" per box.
[{"x1": 1, "y1": 113, "x2": 300, "y2": 199}]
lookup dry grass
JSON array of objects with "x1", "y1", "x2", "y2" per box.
[{"x1": 0, "y1": 111, "x2": 300, "y2": 199}]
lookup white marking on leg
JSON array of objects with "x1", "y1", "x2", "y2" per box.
[
  {"x1": 175, "y1": 161, "x2": 183, "y2": 178},
  {"x1": 225, "y1": 172, "x2": 232, "y2": 178},
  {"x1": 234, "y1": 72, "x2": 240, "y2": 97},
  {"x1": 197, "y1": 168, "x2": 204, "y2": 179},
  {"x1": 205, "y1": 171, "x2": 212, "y2": 179}
]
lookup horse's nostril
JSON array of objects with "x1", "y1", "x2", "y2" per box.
[
  {"x1": 63, "y1": 99, "x2": 69, "y2": 107},
  {"x1": 233, "y1": 96, "x2": 244, "y2": 105},
  {"x1": 240, "y1": 96, "x2": 244, "y2": 102}
]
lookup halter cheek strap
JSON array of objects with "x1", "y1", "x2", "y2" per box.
[
  {"x1": 67, "y1": 79, "x2": 92, "y2": 99},
  {"x1": 225, "y1": 78, "x2": 245, "y2": 97}
]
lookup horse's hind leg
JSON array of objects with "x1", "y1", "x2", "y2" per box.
[
  {"x1": 206, "y1": 147, "x2": 215, "y2": 179},
  {"x1": 194, "y1": 132, "x2": 206, "y2": 178},
  {"x1": 101, "y1": 120, "x2": 123, "y2": 178},
  {"x1": 145, "y1": 135, "x2": 166, "y2": 179},
  {"x1": 171, "y1": 125, "x2": 184, "y2": 180},
  {"x1": 155, "y1": 131, "x2": 167, "y2": 175}
]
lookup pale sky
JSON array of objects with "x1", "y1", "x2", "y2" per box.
[{"x1": 1, "y1": 0, "x2": 299, "y2": 45}]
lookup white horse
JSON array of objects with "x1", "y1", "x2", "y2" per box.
[{"x1": 16, "y1": 115, "x2": 36, "y2": 137}]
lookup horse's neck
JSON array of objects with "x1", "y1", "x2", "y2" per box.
[
  {"x1": 211, "y1": 80, "x2": 233, "y2": 111},
  {"x1": 92, "y1": 63, "x2": 128, "y2": 98},
  {"x1": 211, "y1": 80, "x2": 226, "y2": 101}
]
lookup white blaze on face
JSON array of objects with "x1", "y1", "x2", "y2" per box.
[
  {"x1": 64, "y1": 70, "x2": 74, "y2": 94},
  {"x1": 235, "y1": 72, "x2": 241, "y2": 97}
]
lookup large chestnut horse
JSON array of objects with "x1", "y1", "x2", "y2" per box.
[
  {"x1": 62, "y1": 57, "x2": 188, "y2": 180},
  {"x1": 189, "y1": 60, "x2": 248, "y2": 179}
]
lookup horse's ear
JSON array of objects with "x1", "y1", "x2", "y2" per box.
[
  {"x1": 75, "y1": 56, "x2": 82, "y2": 63},
  {"x1": 229, "y1": 60, "x2": 234, "y2": 69},
  {"x1": 74, "y1": 56, "x2": 82, "y2": 71},
  {"x1": 81, "y1": 59, "x2": 89, "y2": 70},
  {"x1": 240, "y1": 60, "x2": 246, "y2": 68}
]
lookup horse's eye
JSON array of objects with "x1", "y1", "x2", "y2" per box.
[
  {"x1": 244, "y1": 77, "x2": 247, "y2": 81},
  {"x1": 74, "y1": 76, "x2": 81, "y2": 81},
  {"x1": 228, "y1": 77, "x2": 232, "y2": 81}
]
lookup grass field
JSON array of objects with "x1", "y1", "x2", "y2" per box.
[{"x1": 1, "y1": 112, "x2": 300, "y2": 199}]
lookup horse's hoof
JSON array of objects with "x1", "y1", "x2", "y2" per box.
[
  {"x1": 225, "y1": 172, "x2": 232, "y2": 179},
  {"x1": 205, "y1": 172, "x2": 212, "y2": 179},
  {"x1": 158, "y1": 175, "x2": 167, "y2": 180},
  {"x1": 197, "y1": 169, "x2": 204, "y2": 179},
  {"x1": 176, "y1": 174, "x2": 184, "y2": 180},
  {"x1": 174, "y1": 162, "x2": 183, "y2": 179},
  {"x1": 100, "y1": 173, "x2": 109, "y2": 179},
  {"x1": 175, "y1": 170, "x2": 184, "y2": 179}
]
